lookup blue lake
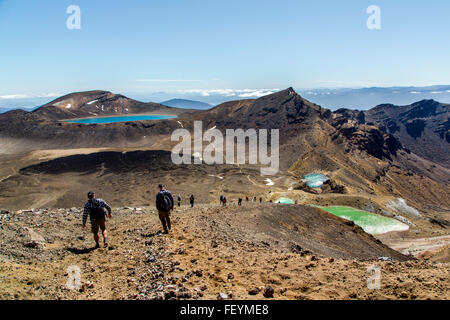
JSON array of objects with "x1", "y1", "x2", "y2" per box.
[{"x1": 66, "y1": 115, "x2": 177, "y2": 124}]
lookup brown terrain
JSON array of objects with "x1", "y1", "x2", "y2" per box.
[
  {"x1": 1, "y1": 204, "x2": 449, "y2": 300},
  {"x1": 0, "y1": 88, "x2": 449, "y2": 300}
]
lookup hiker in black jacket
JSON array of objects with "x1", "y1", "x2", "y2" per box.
[
  {"x1": 82, "y1": 191, "x2": 112, "y2": 249},
  {"x1": 156, "y1": 184, "x2": 174, "y2": 234},
  {"x1": 189, "y1": 195, "x2": 195, "y2": 208}
]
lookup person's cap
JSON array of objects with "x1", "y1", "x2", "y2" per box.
[
  {"x1": 88, "y1": 191, "x2": 95, "y2": 199},
  {"x1": 158, "y1": 184, "x2": 164, "y2": 189}
]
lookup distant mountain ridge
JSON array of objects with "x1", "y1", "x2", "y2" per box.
[
  {"x1": 366, "y1": 99, "x2": 450, "y2": 167},
  {"x1": 0, "y1": 87, "x2": 449, "y2": 214},
  {"x1": 160, "y1": 99, "x2": 213, "y2": 110},
  {"x1": 31, "y1": 90, "x2": 187, "y2": 120},
  {"x1": 2, "y1": 85, "x2": 450, "y2": 113},
  {"x1": 300, "y1": 85, "x2": 450, "y2": 110}
]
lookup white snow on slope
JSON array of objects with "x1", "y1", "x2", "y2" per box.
[{"x1": 387, "y1": 198, "x2": 422, "y2": 218}]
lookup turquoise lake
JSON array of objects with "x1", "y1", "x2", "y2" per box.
[
  {"x1": 304, "y1": 173, "x2": 329, "y2": 188},
  {"x1": 276, "y1": 197, "x2": 295, "y2": 204},
  {"x1": 66, "y1": 115, "x2": 177, "y2": 124}
]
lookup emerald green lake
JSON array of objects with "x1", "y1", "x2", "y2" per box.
[{"x1": 317, "y1": 206, "x2": 409, "y2": 235}]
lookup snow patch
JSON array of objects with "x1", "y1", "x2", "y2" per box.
[
  {"x1": 387, "y1": 198, "x2": 422, "y2": 218},
  {"x1": 87, "y1": 100, "x2": 99, "y2": 105},
  {"x1": 265, "y1": 178, "x2": 274, "y2": 186}
]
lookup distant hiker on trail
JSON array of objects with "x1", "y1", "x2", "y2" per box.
[
  {"x1": 238, "y1": 198, "x2": 242, "y2": 206},
  {"x1": 156, "y1": 184, "x2": 174, "y2": 234},
  {"x1": 222, "y1": 196, "x2": 227, "y2": 207},
  {"x1": 220, "y1": 195, "x2": 224, "y2": 205},
  {"x1": 246, "y1": 197, "x2": 249, "y2": 202},
  {"x1": 82, "y1": 191, "x2": 112, "y2": 249},
  {"x1": 260, "y1": 197, "x2": 263, "y2": 203},
  {"x1": 190, "y1": 195, "x2": 195, "y2": 208},
  {"x1": 177, "y1": 194, "x2": 182, "y2": 207},
  {"x1": 254, "y1": 197, "x2": 257, "y2": 202}
]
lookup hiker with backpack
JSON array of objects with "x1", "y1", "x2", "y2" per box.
[
  {"x1": 156, "y1": 184, "x2": 174, "y2": 234},
  {"x1": 238, "y1": 198, "x2": 242, "y2": 206},
  {"x1": 82, "y1": 191, "x2": 112, "y2": 249},
  {"x1": 190, "y1": 195, "x2": 195, "y2": 208},
  {"x1": 222, "y1": 196, "x2": 227, "y2": 207},
  {"x1": 177, "y1": 194, "x2": 182, "y2": 207}
]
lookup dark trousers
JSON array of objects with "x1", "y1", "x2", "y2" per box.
[{"x1": 158, "y1": 210, "x2": 171, "y2": 232}]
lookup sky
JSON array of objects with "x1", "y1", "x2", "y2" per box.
[{"x1": 1, "y1": 0, "x2": 450, "y2": 105}]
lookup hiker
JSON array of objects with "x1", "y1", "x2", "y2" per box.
[
  {"x1": 177, "y1": 194, "x2": 182, "y2": 207},
  {"x1": 220, "y1": 195, "x2": 224, "y2": 205},
  {"x1": 82, "y1": 191, "x2": 112, "y2": 249},
  {"x1": 254, "y1": 197, "x2": 257, "y2": 202},
  {"x1": 260, "y1": 197, "x2": 263, "y2": 203},
  {"x1": 246, "y1": 197, "x2": 249, "y2": 202},
  {"x1": 156, "y1": 184, "x2": 174, "y2": 234},
  {"x1": 238, "y1": 198, "x2": 242, "y2": 206},
  {"x1": 222, "y1": 196, "x2": 227, "y2": 207},
  {"x1": 190, "y1": 195, "x2": 195, "y2": 208}
]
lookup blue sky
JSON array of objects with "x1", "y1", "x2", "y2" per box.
[{"x1": 1, "y1": 0, "x2": 450, "y2": 102}]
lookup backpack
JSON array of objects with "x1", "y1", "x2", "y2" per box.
[
  {"x1": 89, "y1": 200, "x2": 106, "y2": 220},
  {"x1": 158, "y1": 191, "x2": 173, "y2": 212}
]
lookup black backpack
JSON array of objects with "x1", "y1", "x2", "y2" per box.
[
  {"x1": 158, "y1": 191, "x2": 173, "y2": 212},
  {"x1": 89, "y1": 200, "x2": 106, "y2": 220}
]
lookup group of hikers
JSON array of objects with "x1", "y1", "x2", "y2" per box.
[
  {"x1": 238, "y1": 196, "x2": 263, "y2": 205},
  {"x1": 177, "y1": 194, "x2": 195, "y2": 208},
  {"x1": 82, "y1": 186, "x2": 267, "y2": 248}
]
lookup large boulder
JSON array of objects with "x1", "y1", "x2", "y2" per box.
[{"x1": 22, "y1": 227, "x2": 46, "y2": 249}]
